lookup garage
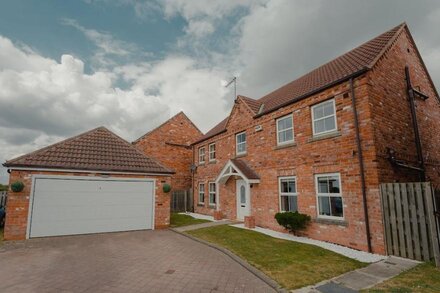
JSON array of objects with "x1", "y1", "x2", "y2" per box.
[
  {"x1": 29, "y1": 176, "x2": 155, "y2": 238},
  {"x1": 3, "y1": 126, "x2": 174, "y2": 240}
]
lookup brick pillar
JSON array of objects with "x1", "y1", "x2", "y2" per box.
[
  {"x1": 244, "y1": 216, "x2": 255, "y2": 228},
  {"x1": 213, "y1": 210, "x2": 223, "y2": 220}
]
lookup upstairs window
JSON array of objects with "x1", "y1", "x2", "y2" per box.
[
  {"x1": 279, "y1": 177, "x2": 298, "y2": 212},
  {"x1": 316, "y1": 173, "x2": 343, "y2": 219},
  {"x1": 277, "y1": 114, "x2": 294, "y2": 145},
  {"x1": 312, "y1": 99, "x2": 337, "y2": 136},
  {"x1": 198, "y1": 147, "x2": 205, "y2": 164},
  {"x1": 209, "y1": 143, "x2": 216, "y2": 161},
  {"x1": 209, "y1": 182, "x2": 216, "y2": 205},
  {"x1": 236, "y1": 132, "x2": 247, "y2": 155}
]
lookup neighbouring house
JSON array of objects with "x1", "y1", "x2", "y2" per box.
[
  {"x1": 133, "y1": 111, "x2": 202, "y2": 191},
  {"x1": 191, "y1": 23, "x2": 440, "y2": 254},
  {"x1": 2, "y1": 127, "x2": 174, "y2": 240}
]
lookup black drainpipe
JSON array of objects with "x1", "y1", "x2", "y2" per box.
[
  {"x1": 350, "y1": 78, "x2": 372, "y2": 253},
  {"x1": 405, "y1": 66, "x2": 426, "y2": 181}
]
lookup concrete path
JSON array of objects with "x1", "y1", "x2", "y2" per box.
[
  {"x1": 294, "y1": 256, "x2": 420, "y2": 293},
  {"x1": 173, "y1": 220, "x2": 238, "y2": 232},
  {"x1": 0, "y1": 230, "x2": 274, "y2": 293}
]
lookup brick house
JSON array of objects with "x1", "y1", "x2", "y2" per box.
[
  {"x1": 3, "y1": 127, "x2": 174, "y2": 240},
  {"x1": 133, "y1": 111, "x2": 202, "y2": 191},
  {"x1": 192, "y1": 23, "x2": 440, "y2": 254}
]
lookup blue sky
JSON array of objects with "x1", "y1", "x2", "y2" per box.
[{"x1": 1, "y1": 0, "x2": 440, "y2": 183}]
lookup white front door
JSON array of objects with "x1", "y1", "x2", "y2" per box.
[{"x1": 236, "y1": 179, "x2": 250, "y2": 220}]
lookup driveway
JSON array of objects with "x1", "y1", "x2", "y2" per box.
[{"x1": 0, "y1": 230, "x2": 274, "y2": 293}]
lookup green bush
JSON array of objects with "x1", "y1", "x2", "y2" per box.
[
  {"x1": 10, "y1": 181, "x2": 24, "y2": 192},
  {"x1": 275, "y1": 211, "x2": 311, "y2": 233}
]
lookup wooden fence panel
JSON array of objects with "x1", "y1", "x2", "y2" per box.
[
  {"x1": 380, "y1": 182, "x2": 440, "y2": 266},
  {"x1": 170, "y1": 189, "x2": 193, "y2": 213},
  {"x1": 0, "y1": 191, "x2": 7, "y2": 208}
]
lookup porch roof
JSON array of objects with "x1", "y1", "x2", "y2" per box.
[{"x1": 216, "y1": 159, "x2": 260, "y2": 184}]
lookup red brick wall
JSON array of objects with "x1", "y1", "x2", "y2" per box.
[
  {"x1": 134, "y1": 112, "x2": 202, "y2": 191},
  {"x1": 193, "y1": 77, "x2": 385, "y2": 253},
  {"x1": 367, "y1": 28, "x2": 440, "y2": 186},
  {"x1": 4, "y1": 170, "x2": 171, "y2": 240}
]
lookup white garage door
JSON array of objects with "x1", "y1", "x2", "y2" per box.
[{"x1": 29, "y1": 176, "x2": 154, "y2": 238}]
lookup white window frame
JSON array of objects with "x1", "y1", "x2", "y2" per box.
[
  {"x1": 311, "y1": 99, "x2": 338, "y2": 136},
  {"x1": 276, "y1": 114, "x2": 295, "y2": 145},
  {"x1": 198, "y1": 147, "x2": 205, "y2": 164},
  {"x1": 315, "y1": 173, "x2": 344, "y2": 220},
  {"x1": 236, "y1": 131, "x2": 247, "y2": 156},
  {"x1": 208, "y1": 143, "x2": 216, "y2": 161},
  {"x1": 278, "y1": 176, "x2": 298, "y2": 212},
  {"x1": 198, "y1": 183, "x2": 205, "y2": 204},
  {"x1": 208, "y1": 182, "x2": 216, "y2": 206}
]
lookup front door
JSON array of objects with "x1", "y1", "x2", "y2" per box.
[{"x1": 236, "y1": 180, "x2": 250, "y2": 220}]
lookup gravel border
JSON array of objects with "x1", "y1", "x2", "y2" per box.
[
  {"x1": 231, "y1": 224, "x2": 386, "y2": 263},
  {"x1": 170, "y1": 228, "x2": 286, "y2": 293}
]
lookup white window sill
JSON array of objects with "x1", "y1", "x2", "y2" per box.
[
  {"x1": 274, "y1": 141, "x2": 297, "y2": 150},
  {"x1": 309, "y1": 130, "x2": 341, "y2": 142},
  {"x1": 315, "y1": 217, "x2": 347, "y2": 226},
  {"x1": 235, "y1": 152, "x2": 247, "y2": 158}
]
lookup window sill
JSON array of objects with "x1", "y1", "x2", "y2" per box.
[
  {"x1": 198, "y1": 162, "x2": 205, "y2": 166},
  {"x1": 208, "y1": 204, "x2": 216, "y2": 209},
  {"x1": 308, "y1": 131, "x2": 341, "y2": 143},
  {"x1": 274, "y1": 142, "x2": 297, "y2": 150},
  {"x1": 314, "y1": 217, "x2": 348, "y2": 226},
  {"x1": 235, "y1": 152, "x2": 247, "y2": 158},
  {"x1": 208, "y1": 160, "x2": 217, "y2": 164},
  {"x1": 197, "y1": 203, "x2": 205, "y2": 207}
]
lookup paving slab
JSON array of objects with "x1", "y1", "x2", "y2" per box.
[
  {"x1": 174, "y1": 220, "x2": 237, "y2": 232},
  {"x1": 316, "y1": 282, "x2": 358, "y2": 293},
  {"x1": 0, "y1": 230, "x2": 274, "y2": 293}
]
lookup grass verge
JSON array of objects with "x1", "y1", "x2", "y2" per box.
[
  {"x1": 170, "y1": 213, "x2": 211, "y2": 228},
  {"x1": 363, "y1": 261, "x2": 440, "y2": 293},
  {"x1": 187, "y1": 225, "x2": 366, "y2": 290}
]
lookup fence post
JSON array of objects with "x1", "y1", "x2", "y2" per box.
[
  {"x1": 184, "y1": 190, "x2": 187, "y2": 212},
  {"x1": 426, "y1": 183, "x2": 440, "y2": 267}
]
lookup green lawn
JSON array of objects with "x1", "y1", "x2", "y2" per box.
[
  {"x1": 170, "y1": 213, "x2": 211, "y2": 228},
  {"x1": 187, "y1": 225, "x2": 366, "y2": 290},
  {"x1": 363, "y1": 261, "x2": 440, "y2": 293}
]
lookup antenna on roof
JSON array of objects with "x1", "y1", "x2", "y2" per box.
[{"x1": 225, "y1": 76, "x2": 237, "y2": 99}]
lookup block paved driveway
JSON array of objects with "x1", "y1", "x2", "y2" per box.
[{"x1": 0, "y1": 230, "x2": 275, "y2": 293}]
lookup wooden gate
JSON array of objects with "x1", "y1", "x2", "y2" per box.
[
  {"x1": 170, "y1": 189, "x2": 193, "y2": 212},
  {"x1": 380, "y1": 182, "x2": 440, "y2": 266}
]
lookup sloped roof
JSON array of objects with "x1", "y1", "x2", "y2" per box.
[
  {"x1": 133, "y1": 111, "x2": 202, "y2": 144},
  {"x1": 194, "y1": 23, "x2": 407, "y2": 144},
  {"x1": 230, "y1": 159, "x2": 260, "y2": 180},
  {"x1": 3, "y1": 127, "x2": 174, "y2": 174}
]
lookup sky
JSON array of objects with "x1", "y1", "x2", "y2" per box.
[{"x1": 1, "y1": 0, "x2": 440, "y2": 183}]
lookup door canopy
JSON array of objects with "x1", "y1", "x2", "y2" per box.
[{"x1": 216, "y1": 159, "x2": 260, "y2": 185}]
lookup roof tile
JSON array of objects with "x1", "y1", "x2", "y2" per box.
[{"x1": 3, "y1": 127, "x2": 174, "y2": 174}]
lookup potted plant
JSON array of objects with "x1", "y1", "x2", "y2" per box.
[{"x1": 10, "y1": 181, "x2": 25, "y2": 192}]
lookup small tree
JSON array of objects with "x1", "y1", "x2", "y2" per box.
[{"x1": 275, "y1": 211, "x2": 311, "y2": 234}]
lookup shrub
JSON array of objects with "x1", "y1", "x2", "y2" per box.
[
  {"x1": 275, "y1": 211, "x2": 311, "y2": 234},
  {"x1": 10, "y1": 181, "x2": 25, "y2": 192}
]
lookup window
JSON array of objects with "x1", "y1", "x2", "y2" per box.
[
  {"x1": 316, "y1": 173, "x2": 343, "y2": 219},
  {"x1": 199, "y1": 147, "x2": 205, "y2": 164},
  {"x1": 277, "y1": 114, "x2": 294, "y2": 145},
  {"x1": 279, "y1": 177, "x2": 298, "y2": 212},
  {"x1": 312, "y1": 99, "x2": 337, "y2": 135},
  {"x1": 209, "y1": 143, "x2": 216, "y2": 161},
  {"x1": 198, "y1": 183, "x2": 205, "y2": 204},
  {"x1": 236, "y1": 132, "x2": 246, "y2": 155},
  {"x1": 209, "y1": 182, "x2": 216, "y2": 205}
]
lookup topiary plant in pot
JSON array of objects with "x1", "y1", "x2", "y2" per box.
[
  {"x1": 10, "y1": 181, "x2": 25, "y2": 192},
  {"x1": 275, "y1": 211, "x2": 311, "y2": 235}
]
